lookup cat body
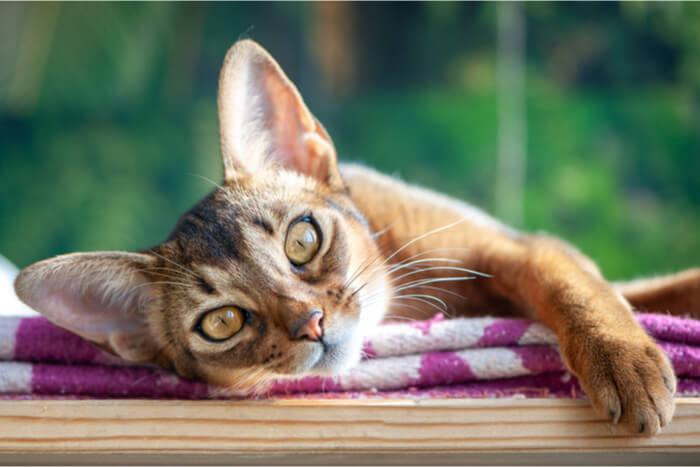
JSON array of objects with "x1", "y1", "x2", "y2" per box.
[{"x1": 14, "y1": 40, "x2": 700, "y2": 436}]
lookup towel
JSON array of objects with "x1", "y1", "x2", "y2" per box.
[{"x1": 1, "y1": 313, "x2": 698, "y2": 399}]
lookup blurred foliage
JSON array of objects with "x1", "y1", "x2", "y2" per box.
[{"x1": 1, "y1": 2, "x2": 699, "y2": 280}]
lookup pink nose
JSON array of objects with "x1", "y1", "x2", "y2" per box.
[{"x1": 294, "y1": 310, "x2": 324, "y2": 341}]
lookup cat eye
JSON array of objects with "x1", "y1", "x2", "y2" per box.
[
  {"x1": 197, "y1": 306, "x2": 245, "y2": 341},
  {"x1": 285, "y1": 217, "x2": 321, "y2": 266}
]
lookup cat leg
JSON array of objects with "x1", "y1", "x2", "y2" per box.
[
  {"x1": 471, "y1": 233, "x2": 676, "y2": 436},
  {"x1": 615, "y1": 268, "x2": 700, "y2": 318}
]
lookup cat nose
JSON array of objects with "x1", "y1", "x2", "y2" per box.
[{"x1": 294, "y1": 309, "x2": 324, "y2": 341}]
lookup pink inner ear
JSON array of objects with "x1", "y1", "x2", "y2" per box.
[
  {"x1": 218, "y1": 41, "x2": 341, "y2": 187},
  {"x1": 14, "y1": 250, "x2": 161, "y2": 363},
  {"x1": 262, "y1": 65, "x2": 319, "y2": 176},
  {"x1": 38, "y1": 284, "x2": 148, "y2": 346}
]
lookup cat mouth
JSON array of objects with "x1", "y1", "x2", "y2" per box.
[
  {"x1": 310, "y1": 344, "x2": 340, "y2": 373},
  {"x1": 305, "y1": 333, "x2": 361, "y2": 374}
]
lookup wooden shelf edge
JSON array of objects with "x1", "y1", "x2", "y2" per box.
[{"x1": 0, "y1": 397, "x2": 698, "y2": 465}]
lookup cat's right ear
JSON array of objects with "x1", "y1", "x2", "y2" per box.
[
  {"x1": 14, "y1": 252, "x2": 161, "y2": 363},
  {"x1": 217, "y1": 40, "x2": 344, "y2": 190}
]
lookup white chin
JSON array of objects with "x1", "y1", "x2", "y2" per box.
[{"x1": 309, "y1": 333, "x2": 363, "y2": 375}]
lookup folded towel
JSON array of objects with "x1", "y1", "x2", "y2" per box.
[{"x1": 1, "y1": 313, "x2": 698, "y2": 399}]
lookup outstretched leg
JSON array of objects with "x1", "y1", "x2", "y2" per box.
[
  {"x1": 463, "y1": 233, "x2": 677, "y2": 436},
  {"x1": 343, "y1": 165, "x2": 680, "y2": 436}
]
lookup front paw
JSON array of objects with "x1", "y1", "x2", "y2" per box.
[{"x1": 568, "y1": 332, "x2": 676, "y2": 436}]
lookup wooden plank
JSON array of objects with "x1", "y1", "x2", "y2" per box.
[{"x1": 0, "y1": 398, "x2": 698, "y2": 465}]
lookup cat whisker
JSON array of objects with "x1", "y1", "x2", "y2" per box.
[
  {"x1": 390, "y1": 265, "x2": 489, "y2": 284},
  {"x1": 344, "y1": 239, "x2": 415, "y2": 291},
  {"x1": 146, "y1": 249, "x2": 199, "y2": 279},
  {"x1": 359, "y1": 274, "x2": 476, "y2": 304},
  {"x1": 351, "y1": 266, "x2": 484, "y2": 302},
  {"x1": 376, "y1": 219, "x2": 467, "y2": 272},
  {"x1": 385, "y1": 257, "x2": 463, "y2": 276},
  {"x1": 127, "y1": 281, "x2": 194, "y2": 294},
  {"x1": 343, "y1": 254, "x2": 373, "y2": 290},
  {"x1": 342, "y1": 220, "x2": 400, "y2": 289},
  {"x1": 385, "y1": 247, "x2": 472, "y2": 272},
  {"x1": 352, "y1": 262, "x2": 483, "y2": 301},
  {"x1": 352, "y1": 267, "x2": 478, "y2": 309},
  {"x1": 357, "y1": 247, "x2": 476, "y2": 290},
  {"x1": 363, "y1": 290, "x2": 448, "y2": 311},
  {"x1": 343, "y1": 251, "x2": 385, "y2": 291},
  {"x1": 392, "y1": 293, "x2": 448, "y2": 311},
  {"x1": 391, "y1": 275, "x2": 477, "y2": 292},
  {"x1": 348, "y1": 220, "x2": 469, "y2": 296},
  {"x1": 389, "y1": 295, "x2": 451, "y2": 317},
  {"x1": 371, "y1": 221, "x2": 395, "y2": 239},
  {"x1": 414, "y1": 284, "x2": 466, "y2": 301},
  {"x1": 190, "y1": 173, "x2": 226, "y2": 192},
  {"x1": 383, "y1": 266, "x2": 485, "y2": 292},
  {"x1": 362, "y1": 290, "x2": 435, "y2": 313},
  {"x1": 139, "y1": 266, "x2": 194, "y2": 280}
]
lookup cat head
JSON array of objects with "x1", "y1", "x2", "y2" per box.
[{"x1": 14, "y1": 40, "x2": 390, "y2": 392}]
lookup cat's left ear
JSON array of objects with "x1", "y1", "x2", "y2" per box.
[
  {"x1": 217, "y1": 40, "x2": 344, "y2": 189},
  {"x1": 14, "y1": 252, "x2": 161, "y2": 363}
]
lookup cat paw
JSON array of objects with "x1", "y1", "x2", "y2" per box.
[{"x1": 570, "y1": 333, "x2": 676, "y2": 436}]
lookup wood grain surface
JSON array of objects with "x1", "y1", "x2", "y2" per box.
[{"x1": 0, "y1": 398, "x2": 698, "y2": 465}]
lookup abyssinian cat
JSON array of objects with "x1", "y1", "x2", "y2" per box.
[{"x1": 14, "y1": 40, "x2": 700, "y2": 436}]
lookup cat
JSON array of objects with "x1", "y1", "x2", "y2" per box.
[{"x1": 14, "y1": 40, "x2": 700, "y2": 436}]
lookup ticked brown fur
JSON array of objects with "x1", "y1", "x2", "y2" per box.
[{"x1": 14, "y1": 40, "x2": 699, "y2": 436}]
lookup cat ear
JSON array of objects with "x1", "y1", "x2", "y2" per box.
[
  {"x1": 217, "y1": 40, "x2": 344, "y2": 189},
  {"x1": 14, "y1": 252, "x2": 161, "y2": 363}
]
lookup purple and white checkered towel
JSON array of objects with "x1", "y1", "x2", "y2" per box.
[{"x1": 1, "y1": 313, "x2": 698, "y2": 399}]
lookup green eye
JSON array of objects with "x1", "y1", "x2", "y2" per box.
[
  {"x1": 285, "y1": 218, "x2": 321, "y2": 265},
  {"x1": 198, "y1": 306, "x2": 245, "y2": 341}
]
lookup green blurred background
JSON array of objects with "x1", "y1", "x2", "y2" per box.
[{"x1": 1, "y1": 2, "x2": 699, "y2": 280}]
